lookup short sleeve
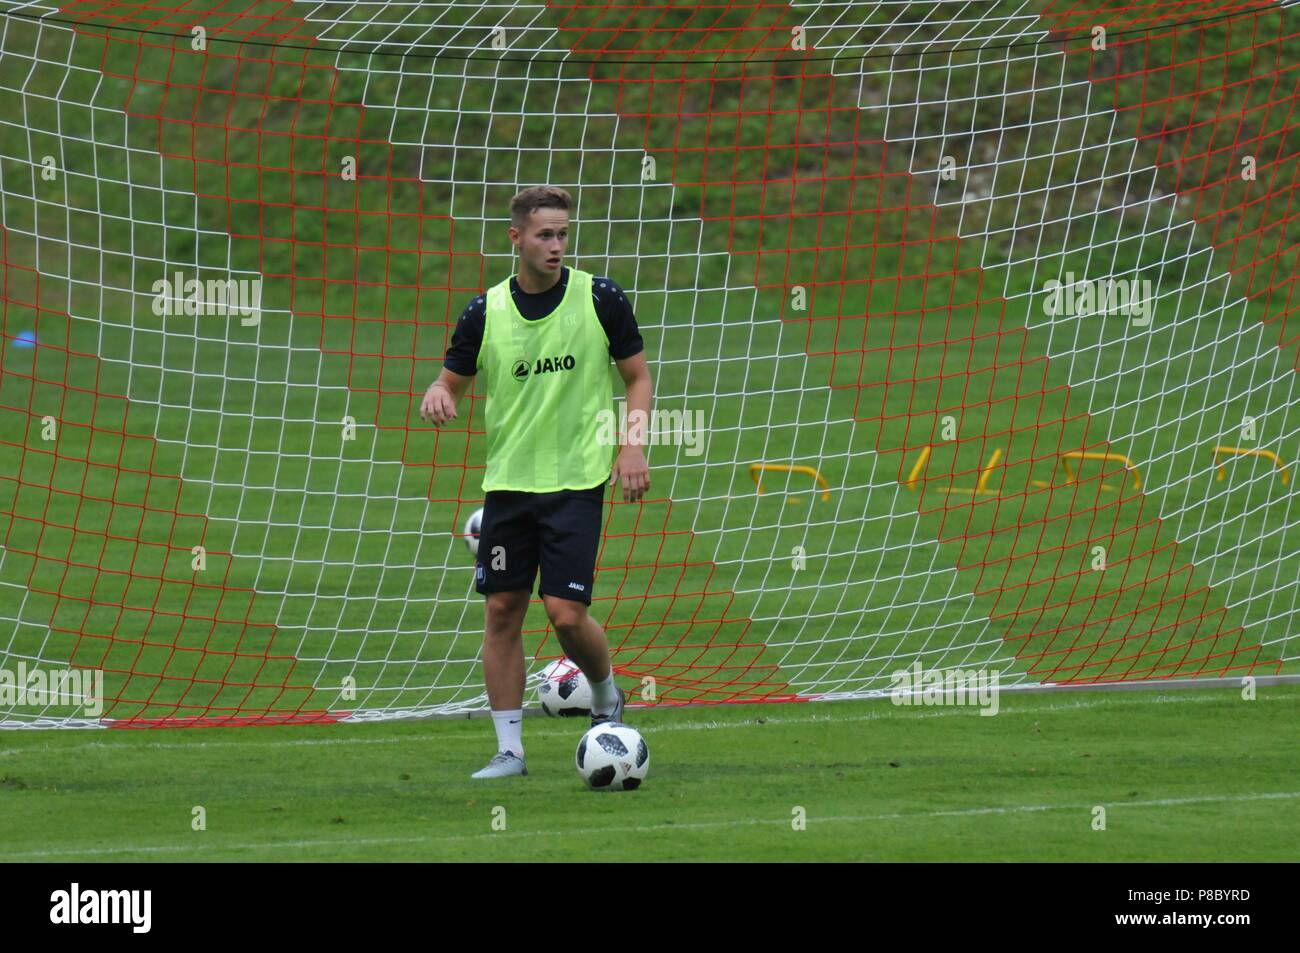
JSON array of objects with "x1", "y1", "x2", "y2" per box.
[
  {"x1": 591, "y1": 277, "x2": 644, "y2": 361},
  {"x1": 443, "y1": 295, "x2": 486, "y2": 376}
]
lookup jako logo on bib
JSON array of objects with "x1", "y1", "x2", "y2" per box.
[{"x1": 513, "y1": 354, "x2": 576, "y2": 381}]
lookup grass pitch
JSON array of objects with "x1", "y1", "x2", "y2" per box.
[
  {"x1": 1, "y1": 683, "x2": 1295, "y2": 862},
  {"x1": 0, "y1": 4, "x2": 1298, "y2": 867}
]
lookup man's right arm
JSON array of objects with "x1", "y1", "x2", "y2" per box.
[
  {"x1": 420, "y1": 296, "x2": 485, "y2": 425},
  {"x1": 419, "y1": 367, "x2": 472, "y2": 425}
]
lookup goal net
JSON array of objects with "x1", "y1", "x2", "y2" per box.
[{"x1": 1, "y1": 0, "x2": 1297, "y2": 726}]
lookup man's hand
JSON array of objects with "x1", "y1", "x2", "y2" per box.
[
  {"x1": 610, "y1": 444, "x2": 650, "y2": 503},
  {"x1": 420, "y1": 380, "x2": 457, "y2": 425}
]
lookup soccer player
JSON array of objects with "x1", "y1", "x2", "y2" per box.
[{"x1": 419, "y1": 186, "x2": 653, "y2": 778}]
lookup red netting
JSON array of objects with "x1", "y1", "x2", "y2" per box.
[{"x1": 0, "y1": 0, "x2": 1293, "y2": 725}]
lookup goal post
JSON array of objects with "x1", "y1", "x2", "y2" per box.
[{"x1": 0, "y1": 0, "x2": 1297, "y2": 727}]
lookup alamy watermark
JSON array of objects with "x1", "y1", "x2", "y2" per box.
[
  {"x1": 0, "y1": 663, "x2": 104, "y2": 717},
  {"x1": 596, "y1": 406, "x2": 706, "y2": 457},
  {"x1": 1043, "y1": 272, "x2": 1153, "y2": 326},
  {"x1": 50, "y1": 883, "x2": 151, "y2": 933},
  {"x1": 151, "y1": 272, "x2": 262, "y2": 325},
  {"x1": 889, "y1": 661, "x2": 1000, "y2": 715}
]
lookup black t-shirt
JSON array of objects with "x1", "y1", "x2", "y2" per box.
[{"x1": 442, "y1": 267, "x2": 644, "y2": 376}]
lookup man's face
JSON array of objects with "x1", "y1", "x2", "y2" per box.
[{"x1": 510, "y1": 208, "x2": 569, "y2": 277}]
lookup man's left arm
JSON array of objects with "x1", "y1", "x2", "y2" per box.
[{"x1": 610, "y1": 351, "x2": 652, "y2": 503}]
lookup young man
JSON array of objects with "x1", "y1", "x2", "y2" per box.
[{"x1": 419, "y1": 186, "x2": 653, "y2": 778}]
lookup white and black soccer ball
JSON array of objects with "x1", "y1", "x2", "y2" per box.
[
  {"x1": 536, "y1": 658, "x2": 592, "y2": 717},
  {"x1": 576, "y1": 722, "x2": 649, "y2": 791},
  {"x1": 462, "y1": 507, "x2": 483, "y2": 557}
]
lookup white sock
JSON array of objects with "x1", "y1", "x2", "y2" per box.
[
  {"x1": 590, "y1": 674, "x2": 618, "y2": 715},
  {"x1": 491, "y1": 709, "x2": 524, "y2": 757}
]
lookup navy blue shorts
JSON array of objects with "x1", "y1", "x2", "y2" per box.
[{"x1": 474, "y1": 480, "x2": 606, "y2": 606}]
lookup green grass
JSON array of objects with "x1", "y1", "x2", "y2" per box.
[
  {"x1": 0, "y1": 684, "x2": 1295, "y2": 861},
  {"x1": 0, "y1": 0, "x2": 1296, "y2": 868}
]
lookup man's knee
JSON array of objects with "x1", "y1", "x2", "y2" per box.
[
  {"x1": 485, "y1": 591, "x2": 529, "y2": 636},
  {"x1": 544, "y1": 597, "x2": 587, "y2": 636}
]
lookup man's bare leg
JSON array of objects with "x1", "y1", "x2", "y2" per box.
[
  {"x1": 542, "y1": 595, "x2": 610, "y2": 679},
  {"x1": 472, "y1": 589, "x2": 531, "y2": 778},
  {"x1": 483, "y1": 589, "x2": 531, "y2": 709},
  {"x1": 542, "y1": 595, "x2": 621, "y2": 718}
]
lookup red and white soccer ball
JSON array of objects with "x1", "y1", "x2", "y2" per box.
[
  {"x1": 536, "y1": 658, "x2": 592, "y2": 717},
  {"x1": 576, "y1": 722, "x2": 649, "y2": 791},
  {"x1": 462, "y1": 507, "x2": 483, "y2": 556}
]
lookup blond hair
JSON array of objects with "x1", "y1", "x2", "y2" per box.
[{"x1": 510, "y1": 185, "x2": 572, "y2": 229}]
